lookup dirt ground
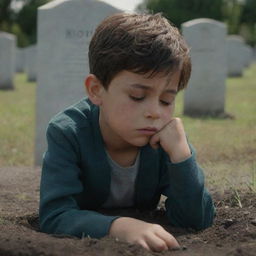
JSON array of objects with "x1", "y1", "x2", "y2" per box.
[{"x1": 0, "y1": 166, "x2": 255, "y2": 256}]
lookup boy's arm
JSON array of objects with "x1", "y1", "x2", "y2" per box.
[
  {"x1": 150, "y1": 118, "x2": 215, "y2": 230},
  {"x1": 160, "y1": 146, "x2": 215, "y2": 230},
  {"x1": 39, "y1": 123, "x2": 119, "y2": 238}
]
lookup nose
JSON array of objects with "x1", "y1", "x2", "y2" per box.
[{"x1": 144, "y1": 101, "x2": 161, "y2": 119}]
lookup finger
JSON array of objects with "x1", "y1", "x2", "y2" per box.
[
  {"x1": 154, "y1": 228, "x2": 180, "y2": 249},
  {"x1": 149, "y1": 134, "x2": 160, "y2": 149},
  {"x1": 162, "y1": 118, "x2": 176, "y2": 129},
  {"x1": 136, "y1": 239, "x2": 151, "y2": 251},
  {"x1": 144, "y1": 234, "x2": 169, "y2": 252}
]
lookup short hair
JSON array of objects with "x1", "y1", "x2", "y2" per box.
[{"x1": 89, "y1": 13, "x2": 191, "y2": 90}]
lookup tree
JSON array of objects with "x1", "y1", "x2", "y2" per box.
[
  {"x1": 240, "y1": 0, "x2": 256, "y2": 45},
  {"x1": 0, "y1": 0, "x2": 14, "y2": 30},
  {"x1": 141, "y1": 0, "x2": 224, "y2": 27},
  {"x1": 16, "y1": 0, "x2": 51, "y2": 45},
  {"x1": 222, "y1": 0, "x2": 244, "y2": 34},
  {"x1": 241, "y1": 0, "x2": 256, "y2": 24},
  {"x1": 139, "y1": 0, "x2": 255, "y2": 45}
]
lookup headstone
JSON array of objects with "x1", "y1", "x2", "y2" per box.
[
  {"x1": 227, "y1": 35, "x2": 245, "y2": 77},
  {"x1": 0, "y1": 32, "x2": 16, "y2": 89},
  {"x1": 182, "y1": 19, "x2": 227, "y2": 117},
  {"x1": 242, "y1": 44, "x2": 253, "y2": 68},
  {"x1": 16, "y1": 47, "x2": 25, "y2": 73},
  {"x1": 24, "y1": 45, "x2": 37, "y2": 81},
  {"x1": 35, "y1": 0, "x2": 121, "y2": 165}
]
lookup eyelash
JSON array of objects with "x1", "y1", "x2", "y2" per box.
[
  {"x1": 129, "y1": 96, "x2": 172, "y2": 106},
  {"x1": 160, "y1": 100, "x2": 171, "y2": 106},
  {"x1": 129, "y1": 95, "x2": 144, "y2": 101}
]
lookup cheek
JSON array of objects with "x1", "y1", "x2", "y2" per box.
[
  {"x1": 121, "y1": 98, "x2": 138, "y2": 111},
  {"x1": 111, "y1": 101, "x2": 136, "y2": 120},
  {"x1": 162, "y1": 106, "x2": 175, "y2": 122}
]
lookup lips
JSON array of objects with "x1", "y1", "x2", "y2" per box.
[{"x1": 137, "y1": 127, "x2": 158, "y2": 135}]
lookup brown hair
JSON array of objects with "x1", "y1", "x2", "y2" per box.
[{"x1": 89, "y1": 13, "x2": 191, "y2": 91}]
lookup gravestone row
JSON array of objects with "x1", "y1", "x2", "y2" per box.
[
  {"x1": 0, "y1": 0, "x2": 254, "y2": 165},
  {"x1": 34, "y1": 1, "x2": 255, "y2": 164}
]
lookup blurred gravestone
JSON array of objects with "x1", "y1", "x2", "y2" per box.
[
  {"x1": 227, "y1": 35, "x2": 245, "y2": 77},
  {"x1": 0, "y1": 32, "x2": 16, "y2": 89},
  {"x1": 182, "y1": 19, "x2": 227, "y2": 117},
  {"x1": 242, "y1": 44, "x2": 253, "y2": 68},
  {"x1": 16, "y1": 48, "x2": 25, "y2": 73},
  {"x1": 35, "y1": 0, "x2": 121, "y2": 165},
  {"x1": 25, "y1": 45, "x2": 37, "y2": 81}
]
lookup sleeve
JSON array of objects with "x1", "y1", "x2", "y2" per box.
[
  {"x1": 39, "y1": 123, "x2": 119, "y2": 238},
  {"x1": 160, "y1": 145, "x2": 215, "y2": 230}
]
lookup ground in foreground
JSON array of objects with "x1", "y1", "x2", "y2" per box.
[{"x1": 0, "y1": 167, "x2": 255, "y2": 256}]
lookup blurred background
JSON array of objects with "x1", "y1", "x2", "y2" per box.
[
  {"x1": 0, "y1": 0, "x2": 255, "y2": 191},
  {"x1": 0, "y1": 0, "x2": 255, "y2": 47}
]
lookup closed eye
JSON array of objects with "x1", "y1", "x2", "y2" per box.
[
  {"x1": 160, "y1": 100, "x2": 172, "y2": 106},
  {"x1": 129, "y1": 95, "x2": 145, "y2": 101}
]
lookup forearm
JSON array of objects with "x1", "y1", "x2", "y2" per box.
[
  {"x1": 162, "y1": 154, "x2": 215, "y2": 230},
  {"x1": 40, "y1": 204, "x2": 119, "y2": 238}
]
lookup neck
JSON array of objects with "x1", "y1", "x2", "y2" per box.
[{"x1": 99, "y1": 112, "x2": 139, "y2": 167}]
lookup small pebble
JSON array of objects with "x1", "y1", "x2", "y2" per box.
[
  {"x1": 251, "y1": 219, "x2": 256, "y2": 226},
  {"x1": 223, "y1": 218, "x2": 236, "y2": 228},
  {"x1": 191, "y1": 237, "x2": 203, "y2": 244},
  {"x1": 182, "y1": 245, "x2": 187, "y2": 251}
]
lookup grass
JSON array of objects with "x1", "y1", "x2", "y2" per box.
[
  {"x1": 0, "y1": 64, "x2": 256, "y2": 190},
  {"x1": 247, "y1": 164, "x2": 256, "y2": 193},
  {"x1": 0, "y1": 73, "x2": 35, "y2": 166},
  {"x1": 174, "y1": 63, "x2": 256, "y2": 190}
]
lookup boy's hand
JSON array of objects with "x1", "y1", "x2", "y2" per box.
[
  {"x1": 150, "y1": 118, "x2": 191, "y2": 163},
  {"x1": 109, "y1": 217, "x2": 180, "y2": 252}
]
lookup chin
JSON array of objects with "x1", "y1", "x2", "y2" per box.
[{"x1": 130, "y1": 139, "x2": 150, "y2": 148}]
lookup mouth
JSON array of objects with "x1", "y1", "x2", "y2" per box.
[{"x1": 137, "y1": 127, "x2": 158, "y2": 135}]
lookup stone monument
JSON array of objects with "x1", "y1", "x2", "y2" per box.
[
  {"x1": 227, "y1": 35, "x2": 245, "y2": 77},
  {"x1": 35, "y1": 0, "x2": 121, "y2": 165},
  {"x1": 182, "y1": 19, "x2": 227, "y2": 116},
  {"x1": 16, "y1": 48, "x2": 25, "y2": 73},
  {"x1": 0, "y1": 32, "x2": 16, "y2": 89},
  {"x1": 25, "y1": 45, "x2": 37, "y2": 81}
]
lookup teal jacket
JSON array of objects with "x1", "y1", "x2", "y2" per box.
[{"x1": 39, "y1": 98, "x2": 215, "y2": 239}]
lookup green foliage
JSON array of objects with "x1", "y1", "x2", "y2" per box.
[
  {"x1": 240, "y1": 0, "x2": 256, "y2": 45},
  {"x1": 222, "y1": 0, "x2": 244, "y2": 34},
  {"x1": 142, "y1": 0, "x2": 256, "y2": 45},
  {"x1": 0, "y1": 0, "x2": 13, "y2": 25},
  {"x1": 16, "y1": 0, "x2": 51, "y2": 45},
  {"x1": 0, "y1": 0, "x2": 52, "y2": 47},
  {"x1": 0, "y1": 0, "x2": 14, "y2": 31},
  {"x1": 241, "y1": 0, "x2": 256, "y2": 24},
  {"x1": 145, "y1": 0, "x2": 224, "y2": 27}
]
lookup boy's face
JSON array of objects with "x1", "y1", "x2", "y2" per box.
[{"x1": 98, "y1": 70, "x2": 180, "y2": 150}]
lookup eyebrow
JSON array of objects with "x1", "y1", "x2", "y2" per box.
[{"x1": 130, "y1": 83, "x2": 177, "y2": 95}]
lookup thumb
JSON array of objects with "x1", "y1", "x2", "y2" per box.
[{"x1": 149, "y1": 133, "x2": 160, "y2": 150}]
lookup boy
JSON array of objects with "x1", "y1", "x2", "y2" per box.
[{"x1": 39, "y1": 13, "x2": 215, "y2": 252}]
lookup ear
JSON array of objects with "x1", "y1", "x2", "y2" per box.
[{"x1": 84, "y1": 74, "x2": 104, "y2": 106}]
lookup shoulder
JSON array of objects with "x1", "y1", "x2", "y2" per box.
[{"x1": 48, "y1": 98, "x2": 97, "y2": 133}]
